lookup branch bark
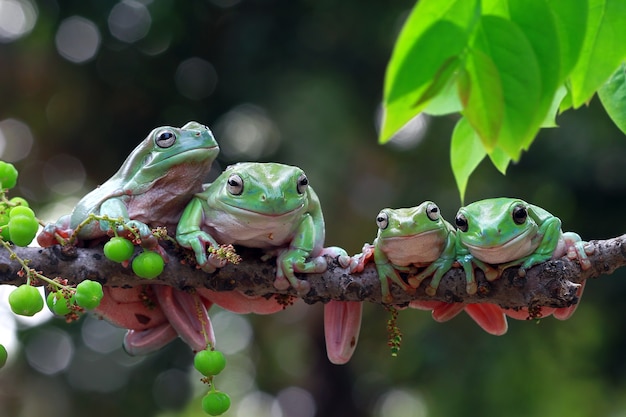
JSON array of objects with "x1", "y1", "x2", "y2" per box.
[{"x1": 1, "y1": 235, "x2": 625, "y2": 309}]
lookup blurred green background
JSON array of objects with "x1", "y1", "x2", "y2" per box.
[{"x1": 1, "y1": 1, "x2": 626, "y2": 416}]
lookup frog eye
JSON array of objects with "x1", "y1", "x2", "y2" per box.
[
  {"x1": 376, "y1": 211, "x2": 389, "y2": 230},
  {"x1": 227, "y1": 174, "x2": 243, "y2": 195},
  {"x1": 156, "y1": 130, "x2": 176, "y2": 148},
  {"x1": 426, "y1": 203, "x2": 440, "y2": 221},
  {"x1": 297, "y1": 174, "x2": 309, "y2": 194},
  {"x1": 455, "y1": 213, "x2": 468, "y2": 232},
  {"x1": 512, "y1": 204, "x2": 528, "y2": 225}
]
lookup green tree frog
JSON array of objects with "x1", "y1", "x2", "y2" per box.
[
  {"x1": 354, "y1": 201, "x2": 507, "y2": 335},
  {"x1": 37, "y1": 122, "x2": 220, "y2": 355},
  {"x1": 454, "y1": 197, "x2": 592, "y2": 318},
  {"x1": 356, "y1": 202, "x2": 456, "y2": 303},
  {"x1": 37, "y1": 121, "x2": 219, "y2": 247},
  {"x1": 176, "y1": 162, "x2": 361, "y2": 364}
]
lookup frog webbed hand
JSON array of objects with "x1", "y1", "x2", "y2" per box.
[{"x1": 177, "y1": 230, "x2": 226, "y2": 272}]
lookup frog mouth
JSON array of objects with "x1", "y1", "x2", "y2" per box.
[
  {"x1": 223, "y1": 202, "x2": 305, "y2": 218},
  {"x1": 464, "y1": 229, "x2": 536, "y2": 264}
]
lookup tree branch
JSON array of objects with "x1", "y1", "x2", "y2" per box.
[{"x1": 1, "y1": 235, "x2": 625, "y2": 309}]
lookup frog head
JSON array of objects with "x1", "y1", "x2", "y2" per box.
[
  {"x1": 207, "y1": 162, "x2": 310, "y2": 220},
  {"x1": 454, "y1": 198, "x2": 541, "y2": 264},
  {"x1": 120, "y1": 121, "x2": 219, "y2": 194},
  {"x1": 375, "y1": 201, "x2": 451, "y2": 265}
]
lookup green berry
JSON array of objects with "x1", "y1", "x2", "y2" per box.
[
  {"x1": 74, "y1": 280, "x2": 103, "y2": 309},
  {"x1": 202, "y1": 391, "x2": 231, "y2": 416},
  {"x1": 0, "y1": 344, "x2": 7, "y2": 369},
  {"x1": 0, "y1": 161, "x2": 18, "y2": 189},
  {"x1": 194, "y1": 349, "x2": 226, "y2": 376},
  {"x1": 8, "y1": 214, "x2": 39, "y2": 246},
  {"x1": 132, "y1": 251, "x2": 164, "y2": 279},
  {"x1": 9, "y1": 197, "x2": 29, "y2": 207},
  {"x1": 46, "y1": 291, "x2": 73, "y2": 316},
  {"x1": 0, "y1": 223, "x2": 9, "y2": 241},
  {"x1": 104, "y1": 237, "x2": 135, "y2": 262},
  {"x1": 9, "y1": 206, "x2": 34, "y2": 219},
  {"x1": 9, "y1": 284, "x2": 44, "y2": 316}
]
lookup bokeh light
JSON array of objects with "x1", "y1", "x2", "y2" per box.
[
  {"x1": 153, "y1": 368, "x2": 192, "y2": 410},
  {"x1": 0, "y1": 0, "x2": 37, "y2": 42},
  {"x1": 55, "y1": 16, "x2": 101, "y2": 64},
  {"x1": 175, "y1": 57, "x2": 218, "y2": 100},
  {"x1": 42, "y1": 154, "x2": 86, "y2": 195},
  {"x1": 24, "y1": 327, "x2": 74, "y2": 375},
  {"x1": 108, "y1": 0, "x2": 151, "y2": 43},
  {"x1": 211, "y1": 310, "x2": 253, "y2": 355},
  {"x1": 276, "y1": 386, "x2": 316, "y2": 417},
  {"x1": 214, "y1": 104, "x2": 282, "y2": 160},
  {"x1": 0, "y1": 118, "x2": 34, "y2": 162},
  {"x1": 81, "y1": 315, "x2": 125, "y2": 354},
  {"x1": 374, "y1": 388, "x2": 428, "y2": 417}
]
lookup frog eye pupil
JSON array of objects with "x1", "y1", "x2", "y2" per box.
[
  {"x1": 227, "y1": 174, "x2": 244, "y2": 195},
  {"x1": 512, "y1": 205, "x2": 528, "y2": 225},
  {"x1": 455, "y1": 213, "x2": 468, "y2": 232},
  {"x1": 426, "y1": 203, "x2": 440, "y2": 221},
  {"x1": 297, "y1": 174, "x2": 309, "y2": 194},
  {"x1": 376, "y1": 211, "x2": 389, "y2": 230},
  {"x1": 156, "y1": 131, "x2": 176, "y2": 148}
]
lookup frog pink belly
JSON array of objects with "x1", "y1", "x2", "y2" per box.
[{"x1": 381, "y1": 231, "x2": 445, "y2": 266}]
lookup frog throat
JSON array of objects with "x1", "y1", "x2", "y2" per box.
[{"x1": 463, "y1": 227, "x2": 539, "y2": 264}]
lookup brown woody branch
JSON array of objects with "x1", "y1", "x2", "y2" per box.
[{"x1": 0, "y1": 235, "x2": 625, "y2": 309}]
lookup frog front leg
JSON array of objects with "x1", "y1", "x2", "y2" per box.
[
  {"x1": 408, "y1": 234, "x2": 456, "y2": 296},
  {"x1": 373, "y1": 240, "x2": 414, "y2": 303},
  {"x1": 100, "y1": 198, "x2": 152, "y2": 240},
  {"x1": 514, "y1": 216, "x2": 563, "y2": 273},
  {"x1": 176, "y1": 197, "x2": 226, "y2": 272},
  {"x1": 274, "y1": 213, "x2": 324, "y2": 295}
]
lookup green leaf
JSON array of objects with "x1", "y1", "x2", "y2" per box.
[
  {"x1": 459, "y1": 48, "x2": 503, "y2": 151},
  {"x1": 381, "y1": 21, "x2": 468, "y2": 142},
  {"x1": 380, "y1": 0, "x2": 480, "y2": 142},
  {"x1": 451, "y1": 117, "x2": 486, "y2": 203},
  {"x1": 423, "y1": 73, "x2": 463, "y2": 116},
  {"x1": 569, "y1": 0, "x2": 626, "y2": 107},
  {"x1": 547, "y1": 0, "x2": 588, "y2": 79},
  {"x1": 487, "y1": 147, "x2": 511, "y2": 174},
  {"x1": 541, "y1": 85, "x2": 568, "y2": 128},
  {"x1": 508, "y1": 0, "x2": 562, "y2": 149},
  {"x1": 466, "y1": 15, "x2": 542, "y2": 159},
  {"x1": 598, "y1": 62, "x2": 626, "y2": 135}
]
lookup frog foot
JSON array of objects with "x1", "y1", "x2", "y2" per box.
[
  {"x1": 275, "y1": 248, "x2": 320, "y2": 295},
  {"x1": 561, "y1": 233, "x2": 594, "y2": 270},
  {"x1": 123, "y1": 323, "x2": 179, "y2": 356},
  {"x1": 349, "y1": 243, "x2": 375, "y2": 273},
  {"x1": 37, "y1": 223, "x2": 73, "y2": 247},
  {"x1": 153, "y1": 285, "x2": 216, "y2": 351},
  {"x1": 324, "y1": 300, "x2": 363, "y2": 364},
  {"x1": 196, "y1": 288, "x2": 287, "y2": 315},
  {"x1": 319, "y1": 246, "x2": 352, "y2": 269}
]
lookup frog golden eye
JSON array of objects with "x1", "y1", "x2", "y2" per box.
[
  {"x1": 376, "y1": 211, "x2": 389, "y2": 230},
  {"x1": 512, "y1": 204, "x2": 528, "y2": 225},
  {"x1": 455, "y1": 213, "x2": 468, "y2": 232},
  {"x1": 226, "y1": 174, "x2": 243, "y2": 195},
  {"x1": 297, "y1": 174, "x2": 309, "y2": 194},
  {"x1": 156, "y1": 131, "x2": 176, "y2": 148},
  {"x1": 426, "y1": 203, "x2": 440, "y2": 221}
]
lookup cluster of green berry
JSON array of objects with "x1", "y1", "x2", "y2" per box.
[
  {"x1": 194, "y1": 347, "x2": 231, "y2": 416},
  {"x1": 0, "y1": 161, "x2": 106, "y2": 369},
  {"x1": 103, "y1": 236, "x2": 165, "y2": 279},
  {"x1": 9, "y1": 280, "x2": 104, "y2": 317},
  {"x1": 0, "y1": 162, "x2": 38, "y2": 247}
]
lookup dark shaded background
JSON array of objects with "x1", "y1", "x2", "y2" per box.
[{"x1": 1, "y1": 1, "x2": 626, "y2": 416}]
